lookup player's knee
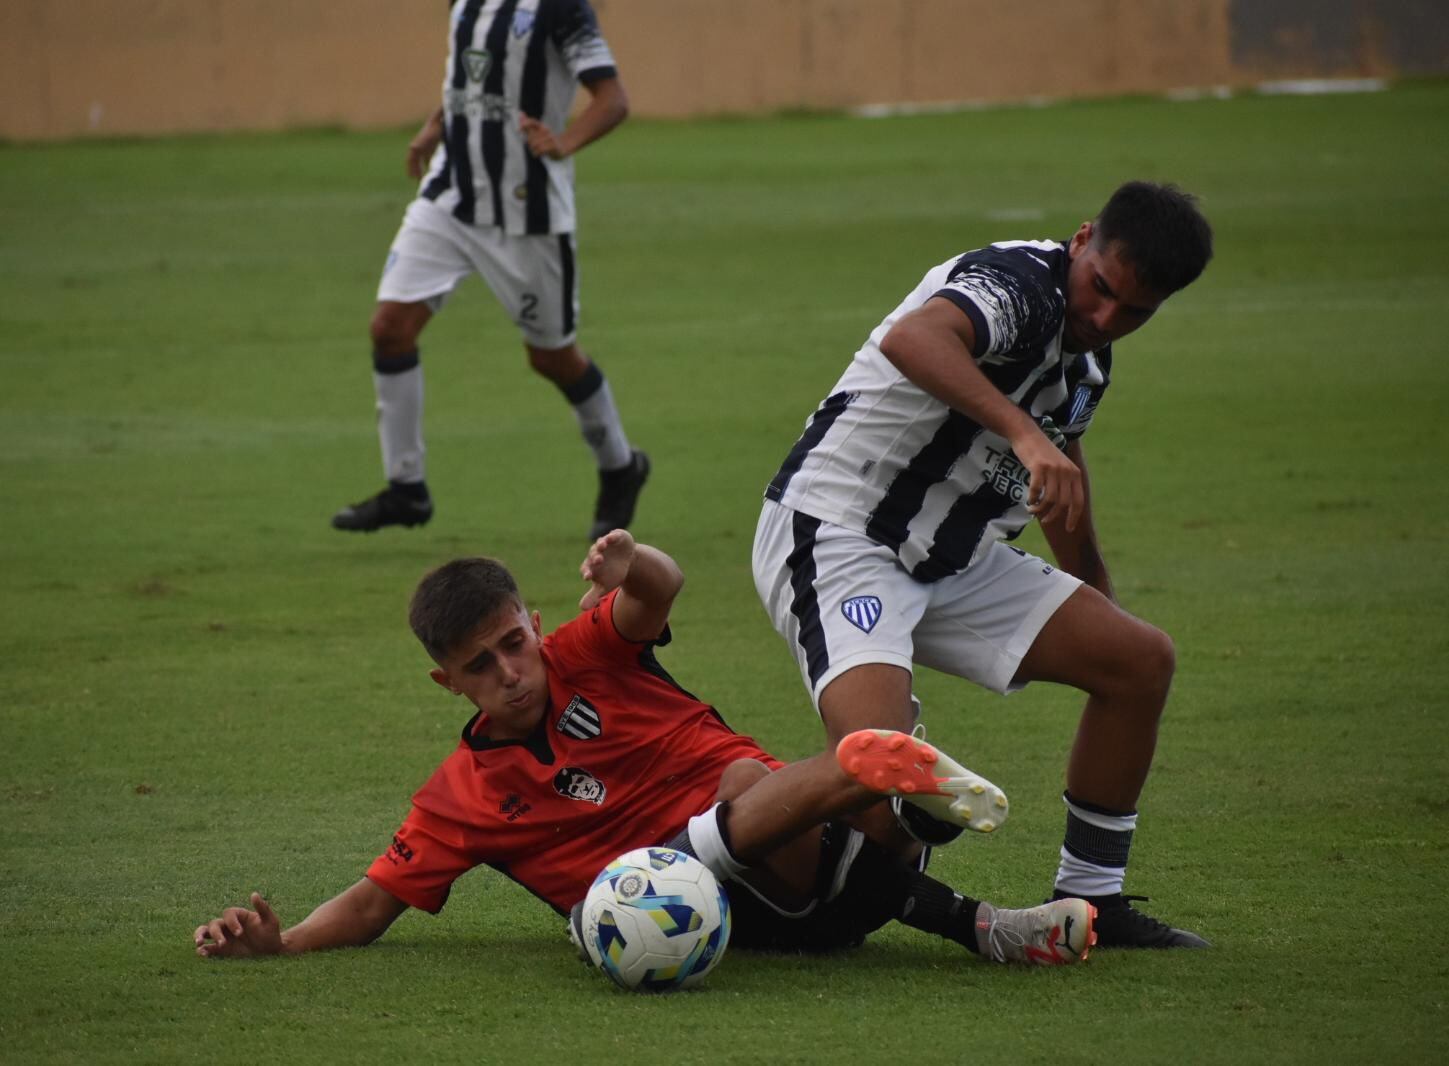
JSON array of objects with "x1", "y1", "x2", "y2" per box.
[
  {"x1": 715, "y1": 758, "x2": 773, "y2": 802},
  {"x1": 1129, "y1": 622, "x2": 1176, "y2": 703},
  {"x1": 370, "y1": 305, "x2": 423, "y2": 356},
  {"x1": 525, "y1": 343, "x2": 587, "y2": 384}
]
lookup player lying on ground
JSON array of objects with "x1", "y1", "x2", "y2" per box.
[
  {"x1": 193, "y1": 531, "x2": 1094, "y2": 966},
  {"x1": 743, "y1": 180, "x2": 1215, "y2": 947}
]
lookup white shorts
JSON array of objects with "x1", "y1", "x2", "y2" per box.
[
  {"x1": 752, "y1": 499, "x2": 1081, "y2": 707},
  {"x1": 377, "y1": 198, "x2": 579, "y2": 349}
]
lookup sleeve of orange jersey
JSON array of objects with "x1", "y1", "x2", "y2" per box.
[
  {"x1": 366, "y1": 805, "x2": 477, "y2": 915},
  {"x1": 547, "y1": 589, "x2": 652, "y2": 668}
]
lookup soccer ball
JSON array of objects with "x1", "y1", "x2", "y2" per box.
[{"x1": 571, "y1": 847, "x2": 731, "y2": 992}]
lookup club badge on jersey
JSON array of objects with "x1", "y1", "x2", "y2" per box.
[{"x1": 554, "y1": 766, "x2": 607, "y2": 805}]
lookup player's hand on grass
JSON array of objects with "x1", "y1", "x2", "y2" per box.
[
  {"x1": 194, "y1": 892, "x2": 283, "y2": 959},
  {"x1": 519, "y1": 115, "x2": 566, "y2": 160},
  {"x1": 1014, "y1": 431, "x2": 1084, "y2": 532},
  {"x1": 580, "y1": 529, "x2": 636, "y2": 610}
]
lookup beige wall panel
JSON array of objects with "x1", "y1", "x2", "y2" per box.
[
  {"x1": 0, "y1": 1, "x2": 51, "y2": 140},
  {"x1": 2, "y1": 1, "x2": 1441, "y2": 141},
  {"x1": 597, "y1": 0, "x2": 812, "y2": 117}
]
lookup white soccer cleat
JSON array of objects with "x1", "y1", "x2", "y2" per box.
[
  {"x1": 835, "y1": 728, "x2": 1009, "y2": 833},
  {"x1": 975, "y1": 898, "x2": 1097, "y2": 966}
]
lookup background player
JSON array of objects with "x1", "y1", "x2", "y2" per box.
[
  {"x1": 193, "y1": 531, "x2": 1095, "y2": 967},
  {"x1": 746, "y1": 181, "x2": 1214, "y2": 948},
  {"x1": 332, "y1": 0, "x2": 648, "y2": 538}
]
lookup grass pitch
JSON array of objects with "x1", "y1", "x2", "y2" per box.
[{"x1": 3, "y1": 82, "x2": 1448, "y2": 1063}]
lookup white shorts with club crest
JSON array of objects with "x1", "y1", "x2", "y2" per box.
[{"x1": 752, "y1": 499, "x2": 1081, "y2": 708}]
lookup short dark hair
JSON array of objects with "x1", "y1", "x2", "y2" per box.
[
  {"x1": 409, "y1": 557, "x2": 522, "y2": 660},
  {"x1": 1093, "y1": 181, "x2": 1214, "y2": 296}
]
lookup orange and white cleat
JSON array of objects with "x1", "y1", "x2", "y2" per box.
[
  {"x1": 835, "y1": 728, "x2": 1009, "y2": 833},
  {"x1": 975, "y1": 898, "x2": 1098, "y2": 965}
]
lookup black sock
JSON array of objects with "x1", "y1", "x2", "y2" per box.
[
  {"x1": 897, "y1": 870, "x2": 984, "y2": 954},
  {"x1": 387, "y1": 479, "x2": 430, "y2": 500}
]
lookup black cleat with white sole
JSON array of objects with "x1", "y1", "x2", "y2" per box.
[{"x1": 1058, "y1": 892, "x2": 1210, "y2": 948}]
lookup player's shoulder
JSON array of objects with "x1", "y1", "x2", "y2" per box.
[
  {"x1": 542, "y1": 592, "x2": 637, "y2": 670},
  {"x1": 949, "y1": 239, "x2": 1067, "y2": 279}
]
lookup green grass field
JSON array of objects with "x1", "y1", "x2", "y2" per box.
[{"x1": 3, "y1": 81, "x2": 1448, "y2": 1063}]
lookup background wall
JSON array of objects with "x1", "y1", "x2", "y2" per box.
[{"x1": 3, "y1": 0, "x2": 1445, "y2": 140}]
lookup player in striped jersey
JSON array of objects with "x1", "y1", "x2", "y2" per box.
[
  {"x1": 333, "y1": 0, "x2": 648, "y2": 539},
  {"x1": 749, "y1": 181, "x2": 1215, "y2": 949}
]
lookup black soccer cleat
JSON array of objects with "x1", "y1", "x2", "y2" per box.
[
  {"x1": 1057, "y1": 892, "x2": 1210, "y2": 949},
  {"x1": 891, "y1": 796, "x2": 966, "y2": 847},
  {"x1": 331, "y1": 484, "x2": 434, "y2": 532},
  {"x1": 589, "y1": 450, "x2": 650, "y2": 540}
]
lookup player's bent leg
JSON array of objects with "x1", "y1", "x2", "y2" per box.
[
  {"x1": 1018, "y1": 587, "x2": 1205, "y2": 947},
  {"x1": 715, "y1": 749, "x2": 877, "y2": 865},
  {"x1": 836, "y1": 729, "x2": 1009, "y2": 834},
  {"x1": 819, "y1": 834, "x2": 1096, "y2": 965},
  {"x1": 817, "y1": 663, "x2": 969, "y2": 846},
  {"x1": 333, "y1": 300, "x2": 437, "y2": 533},
  {"x1": 1014, "y1": 584, "x2": 1174, "y2": 812},
  {"x1": 816, "y1": 662, "x2": 916, "y2": 746}
]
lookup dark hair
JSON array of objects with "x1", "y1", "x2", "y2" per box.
[
  {"x1": 1093, "y1": 181, "x2": 1214, "y2": 295},
  {"x1": 409, "y1": 557, "x2": 522, "y2": 659}
]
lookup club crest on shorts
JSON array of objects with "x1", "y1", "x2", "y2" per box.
[{"x1": 841, "y1": 595, "x2": 883, "y2": 633}]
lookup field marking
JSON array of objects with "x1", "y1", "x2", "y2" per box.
[{"x1": 853, "y1": 77, "x2": 1387, "y2": 118}]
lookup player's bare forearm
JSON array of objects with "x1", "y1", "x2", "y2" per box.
[
  {"x1": 277, "y1": 878, "x2": 407, "y2": 955},
  {"x1": 519, "y1": 77, "x2": 626, "y2": 160},
  {"x1": 1040, "y1": 441, "x2": 1116, "y2": 600},
  {"x1": 196, "y1": 878, "x2": 404, "y2": 959},
  {"x1": 881, "y1": 300, "x2": 1084, "y2": 529},
  {"x1": 554, "y1": 76, "x2": 629, "y2": 157},
  {"x1": 580, "y1": 530, "x2": 682, "y2": 642},
  {"x1": 407, "y1": 107, "x2": 446, "y2": 178},
  {"x1": 882, "y1": 311, "x2": 1038, "y2": 444},
  {"x1": 1043, "y1": 519, "x2": 1115, "y2": 600}
]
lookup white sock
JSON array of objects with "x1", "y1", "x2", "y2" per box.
[
  {"x1": 1053, "y1": 794, "x2": 1138, "y2": 898},
  {"x1": 1054, "y1": 848, "x2": 1127, "y2": 898},
  {"x1": 374, "y1": 364, "x2": 425, "y2": 484},
  {"x1": 686, "y1": 804, "x2": 748, "y2": 881},
  {"x1": 564, "y1": 365, "x2": 631, "y2": 470}
]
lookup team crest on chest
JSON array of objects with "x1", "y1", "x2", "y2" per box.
[
  {"x1": 842, "y1": 595, "x2": 883, "y2": 633},
  {"x1": 463, "y1": 49, "x2": 491, "y2": 82},
  {"x1": 556, "y1": 694, "x2": 603, "y2": 741},
  {"x1": 554, "y1": 766, "x2": 606, "y2": 805}
]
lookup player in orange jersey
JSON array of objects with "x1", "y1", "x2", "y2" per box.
[{"x1": 193, "y1": 531, "x2": 1093, "y2": 966}]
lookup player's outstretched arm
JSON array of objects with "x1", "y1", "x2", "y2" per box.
[
  {"x1": 194, "y1": 878, "x2": 408, "y2": 959},
  {"x1": 880, "y1": 298, "x2": 1084, "y2": 531},
  {"x1": 519, "y1": 75, "x2": 628, "y2": 161},
  {"x1": 579, "y1": 529, "x2": 682, "y2": 643}
]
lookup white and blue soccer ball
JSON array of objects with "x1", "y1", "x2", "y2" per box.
[{"x1": 571, "y1": 847, "x2": 731, "y2": 992}]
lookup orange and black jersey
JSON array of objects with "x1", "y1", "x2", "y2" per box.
[{"x1": 367, "y1": 590, "x2": 778, "y2": 915}]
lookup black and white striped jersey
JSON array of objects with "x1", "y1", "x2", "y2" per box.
[
  {"x1": 765, "y1": 240, "x2": 1112, "y2": 583},
  {"x1": 420, "y1": 0, "x2": 617, "y2": 235}
]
